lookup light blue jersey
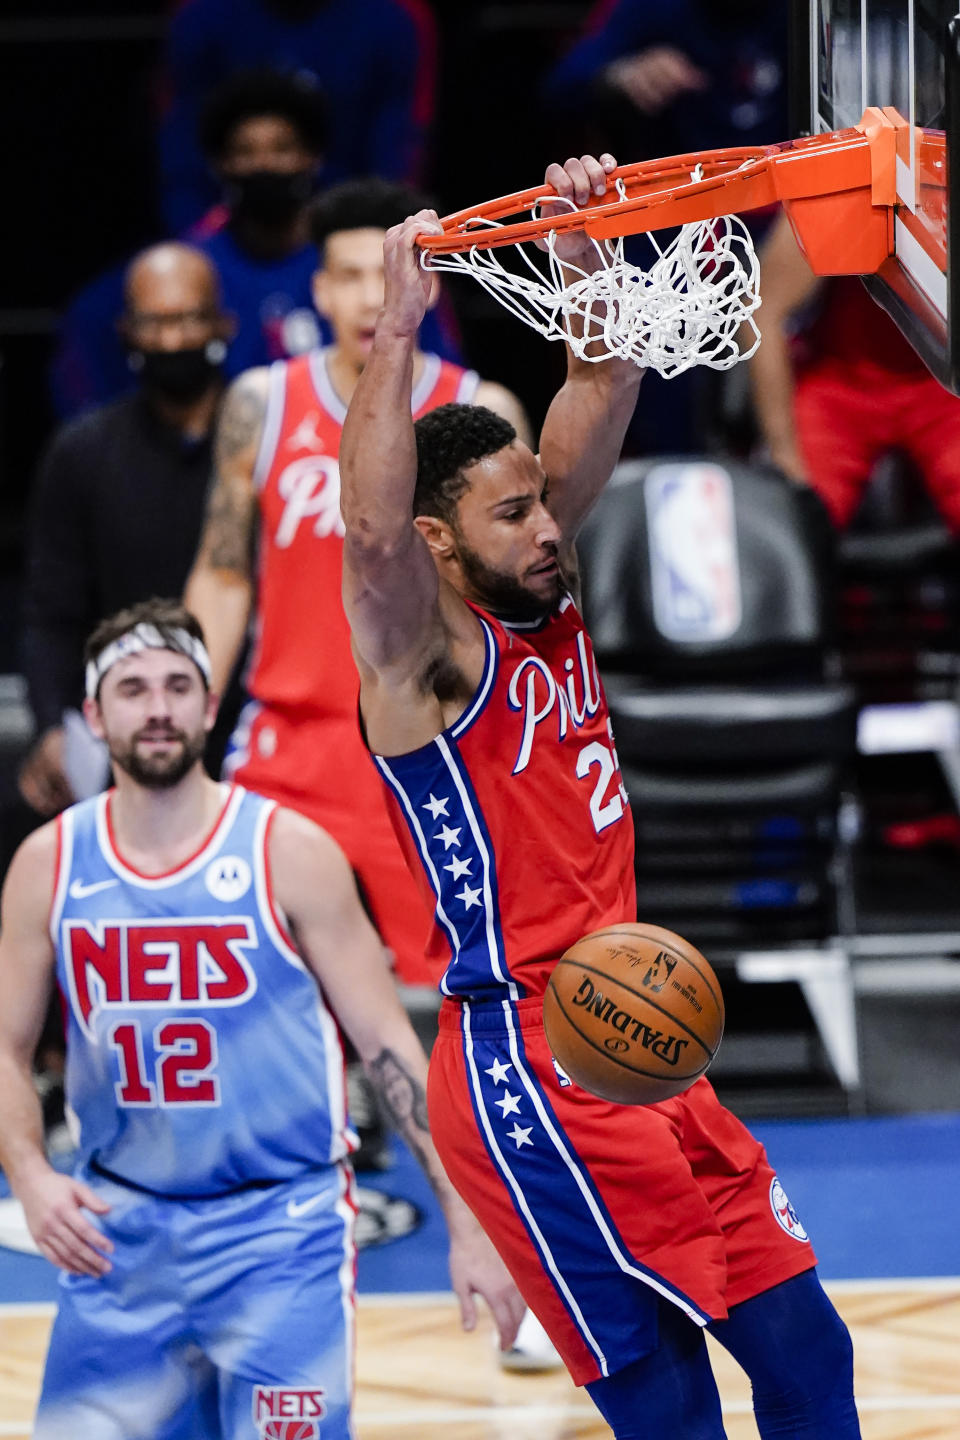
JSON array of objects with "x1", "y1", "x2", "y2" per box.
[
  {"x1": 38, "y1": 784, "x2": 360, "y2": 1440},
  {"x1": 51, "y1": 784, "x2": 356, "y2": 1195}
]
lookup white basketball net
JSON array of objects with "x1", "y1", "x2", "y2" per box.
[{"x1": 422, "y1": 178, "x2": 761, "y2": 379}]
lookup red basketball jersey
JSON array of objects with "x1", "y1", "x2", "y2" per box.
[
  {"x1": 374, "y1": 597, "x2": 637, "y2": 999},
  {"x1": 248, "y1": 347, "x2": 479, "y2": 709}
]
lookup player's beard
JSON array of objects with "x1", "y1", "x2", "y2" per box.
[
  {"x1": 455, "y1": 535, "x2": 563, "y2": 622},
  {"x1": 109, "y1": 724, "x2": 206, "y2": 789}
]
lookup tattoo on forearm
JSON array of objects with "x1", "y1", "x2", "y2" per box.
[
  {"x1": 366, "y1": 1049, "x2": 436, "y2": 1184},
  {"x1": 202, "y1": 377, "x2": 264, "y2": 573},
  {"x1": 203, "y1": 474, "x2": 257, "y2": 573},
  {"x1": 216, "y1": 377, "x2": 266, "y2": 464}
]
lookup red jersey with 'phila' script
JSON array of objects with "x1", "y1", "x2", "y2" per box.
[
  {"x1": 246, "y1": 346, "x2": 479, "y2": 710},
  {"x1": 373, "y1": 597, "x2": 637, "y2": 1000}
]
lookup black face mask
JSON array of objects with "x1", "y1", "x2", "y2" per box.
[
  {"x1": 265, "y1": 0, "x2": 325, "y2": 17},
  {"x1": 129, "y1": 340, "x2": 226, "y2": 402},
  {"x1": 224, "y1": 169, "x2": 316, "y2": 226}
]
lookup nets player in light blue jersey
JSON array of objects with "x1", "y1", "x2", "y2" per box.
[{"x1": 0, "y1": 597, "x2": 522, "y2": 1440}]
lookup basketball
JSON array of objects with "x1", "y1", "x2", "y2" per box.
[{"x1": 543, "y1": 923, "x2": 724, "y2": 1105}]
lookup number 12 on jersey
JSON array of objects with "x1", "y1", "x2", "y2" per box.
[{"x1": 110, "y1": 1019, "x2": 221, "y2": 1107}]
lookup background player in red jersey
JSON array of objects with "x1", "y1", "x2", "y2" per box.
[
  {"x1": 337, "y1": 154, "x2": 862, "y2": 1438},
  {"x1": 750, "y1": 207, "x2": 960, "y2": 529},
  {"x1": 0, "y1": 597, "x2": 522, "y2": 1439},
  {"x1": 184, "y1": 179, "x2": 529, "y2": 989}
]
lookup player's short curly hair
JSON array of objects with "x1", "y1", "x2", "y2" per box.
[
  {"x1": 84, "y1": 599, "x2": 207, "y2": 673},
  {"x1": 413, "y1": 404, "x2": 517, "y2": 523},
  {"x1": 309, "y1": 177, "x2": 434, "y2": 253},
  {"x1": 199, "y1": 68, "x2": 328, "y2": 160}
]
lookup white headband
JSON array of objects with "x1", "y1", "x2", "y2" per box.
[{"x1": 85, "y1": 623, "x2": 213, "y2": 699}]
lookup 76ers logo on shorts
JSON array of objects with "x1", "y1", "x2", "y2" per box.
[
  {"x1": 253, "y1": 1387, "x2": 326, "y2": 1438},
  {"x1": 769, "y1": 1176, "x2": 809, "y2": 1242}
]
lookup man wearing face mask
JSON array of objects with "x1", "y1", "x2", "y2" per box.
[
  {"x1": 50, "y1": 69, "x2": 458, "y2": 421},
  {"x1": 189, "y1": 68, "x2": 329, "y2": 377},
  {"x1": 18, "y1": 243, "x2": 233, "y2": 817}
]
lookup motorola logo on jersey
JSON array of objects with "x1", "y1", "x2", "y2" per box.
[
  {"x1": 507, "y1": 630, "x2": 602, "y2": 774},
  {"x1": 63, "y1": 917, "x2": 258, "y2": 1038},
  {"x1": 205, "y1": 854, "x2": 252, "y2": 902},
  {"x1": 253, "y1": 1386, "x2": 326, "y2": 1438},
  {"x1": 274, "y1": 454, "x2": 344, "y2": 547}
]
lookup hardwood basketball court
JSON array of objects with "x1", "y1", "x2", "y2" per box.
[{"x1": 2, "y1": 1281, "x2": 958, "y2": 1438}]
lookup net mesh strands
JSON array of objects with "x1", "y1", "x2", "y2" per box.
[
  {"x1": 421, "y1": 177, "x2": 762, "y2": 379},
  {"x1": 419, "y1": 114, "x2": 910, "y2": 378}
]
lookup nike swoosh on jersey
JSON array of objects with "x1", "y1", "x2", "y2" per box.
[
  {"x1": 68, "y1": 878, "x2": 120, "y2": 899},
  {"x1": 286, "y1": 1189, "x2": 332, "y2": 1219}
]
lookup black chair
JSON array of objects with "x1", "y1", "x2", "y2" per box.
[
  {"x1": 577, "y1": 456, "x2": 862, "y2": 1103},
  {"x1": 837, "y1": 453, "x2": 960, "y2": 705}
]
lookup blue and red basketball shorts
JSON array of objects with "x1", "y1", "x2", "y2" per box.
[{"x1": 429, "y1": 994, "x2": 816, "y2": 1386}]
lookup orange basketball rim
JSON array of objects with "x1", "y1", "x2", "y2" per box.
[{"x1": 418, "y1": 107, "x2": 936, "y2": 280}]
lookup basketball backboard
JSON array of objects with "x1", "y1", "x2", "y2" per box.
[{"x1": 792, "y1": 0, "x2": 959, "y2": 391}]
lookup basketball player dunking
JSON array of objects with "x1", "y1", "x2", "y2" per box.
[
  {"x1": 339, "y1": 153, "x2": 863, "y2": 1437},
  {"x1": 185, "y1": 179, "x2": 529, "y2": 989},
  {"x1": 0, "y1": 598, "x2": 521, "y2": 1440}
]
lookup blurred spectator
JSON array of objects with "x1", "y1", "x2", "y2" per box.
[
  {"x1": 50, "y1": 70, "x2": 327, "y2": 419},
  {"x1": 543, "y1": 0, "x2": 789, "y2": 459},
  {"x1": 191, "y1": 68, "x2": 329, "y2": 371},
  {"x1": 750, "y1": 208, "x2": 960, "y2": 530},
  {"x1": 19, "y1": 244, "x2": 231, "y2": 816},
  {"x1": 158, "y1": 0, "x2": 437, "y2": 234},
  {"x1": 50, "y1": 68, "x2": 458, "y2": 422},
  {"x1": 184, "y1": 178, "x2": 530, "y2": 989},
  {"x1": 543, "y1": 0, "x2": 788, "y2": 160}
]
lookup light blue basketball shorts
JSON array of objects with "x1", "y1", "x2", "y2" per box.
[{"x1": 34, "y1": 1162, "x2": 358, "y2": 1440}]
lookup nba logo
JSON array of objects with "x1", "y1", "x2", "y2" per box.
[
  {"x1": 645, "y1": 463, "x2": 742, "y2": 642},
  {"x1": 641, "y1": 953, "x2": 676, "y2": 992},
  {"x1": 253, "y1": 1387, "x2": 326, "y2": 1439}
]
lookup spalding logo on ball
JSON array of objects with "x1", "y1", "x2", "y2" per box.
[{"x1": 543, "y1": 922, "x2": 724, "y2": 1104}]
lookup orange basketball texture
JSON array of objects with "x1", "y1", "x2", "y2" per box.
[{"x1": 543, "y1": 923, "x2": 724, "y2": 1105}]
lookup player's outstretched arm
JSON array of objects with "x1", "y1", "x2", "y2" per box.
[
  {"x1": 339, "y1": 212, "x2": 449, "y2": 681},
  {"x1": 269, "y1": 808, "x2": 525, "y2": 1349},
  {"x1": 536, "y1": 153, "x2": 645, "y2": 541},
  {"x1": 183, "y1": 367, "x2": 267, "y2": 694},
  {"x1": 0, "y1": 827, "x2": 113, "y2": 1277}
]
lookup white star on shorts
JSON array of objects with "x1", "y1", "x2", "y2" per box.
[
  {"x1": 444, "y1": 855, "x2": 472, "y2": 880},
  {"x1": 495, "y1": 1091, "x2": 521, "y2": 1118},
  {"x1": 506, "y1": 1124, "x2": 533, "y2": 1149},
  {"x1": 422, "y1": 793, "x2": 450, "y2": 820},
  {"x1": 435, "y1": 824, "x2": 462, "y2": 850},
  {"x1": 455, "y1": 883, "x2": 482, "y2": 910},
  {"x1": 485, "y1": 1059, "x2": 512, "y2": 1085}
]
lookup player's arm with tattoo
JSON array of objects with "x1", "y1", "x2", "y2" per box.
[
  {"x1": 183, "y1": 367, "x2": 267, "y2": 694},
  {"x1": 269, "y1": 807, "x2": 525, "y2": 1348}
]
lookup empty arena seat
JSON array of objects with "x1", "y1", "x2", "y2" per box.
[
  {"x1": 578, "y1": 458, "x2": 861, "y2": 1097},
  {"x1": 835, "y1": 456, "x2": 960, "y2": 704}
]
